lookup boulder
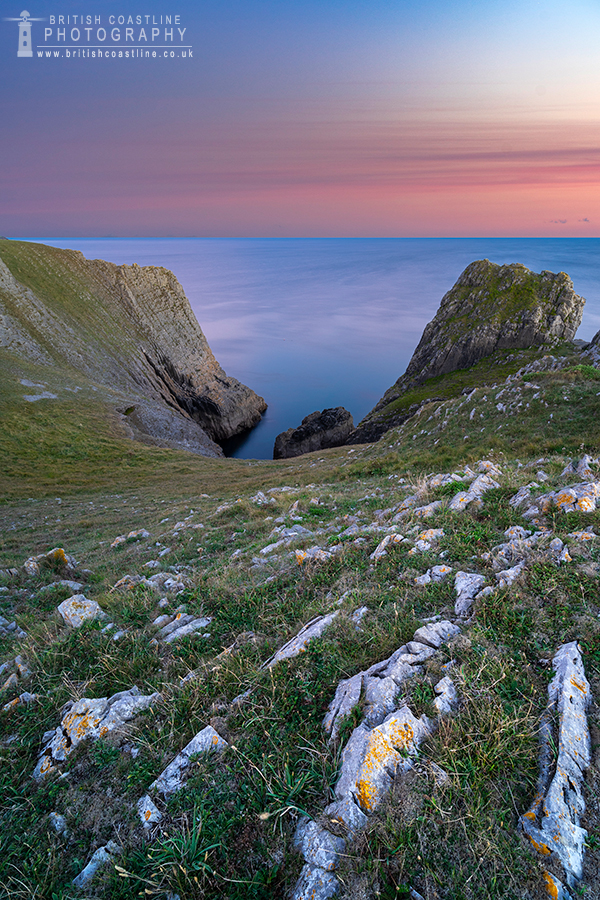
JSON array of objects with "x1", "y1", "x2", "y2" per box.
[{"x1": 273, "y1": 408, "x2": 353, "y2": 459}]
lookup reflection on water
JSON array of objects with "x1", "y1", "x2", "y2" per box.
[{"x1": 26, "y1": 237, "x2": 600, "y2": 459}]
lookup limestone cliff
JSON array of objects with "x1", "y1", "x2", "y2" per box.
[
  {"x1": 0, "y1": 240, "x2": 266, "y2": 457},
  {"x1": 350, "y1": 260, "x2": 585, "y2": 444}
]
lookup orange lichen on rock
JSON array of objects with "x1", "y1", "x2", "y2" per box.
[
  {"x1": 570, "y1": 676, "x2": 587, "y2": 694},
  {"x1": 542, "y1": 871, "x2": 560, "y2": 899},
  {"x1": 355, "y1": 719, "x2": 416, "y2": 812},
  {"x1": 529, "y1": 835, "x2": 552, "y2": 856}
]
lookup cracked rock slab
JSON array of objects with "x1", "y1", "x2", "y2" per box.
[
  {"x1": 335, "y1": 708, "x2": 432, "y2": 814},
  {"x1": 291, "y1": 864, "x2": 339, "y2": 900},
  {"x1": 263, "y1": 613, "x2": 339, "y2": 669},
  {"x1": 433, "y1": 676, "x2": 458, "y2": 715},
  {"x1": 150, "y1": 725, "x2": 228, "y2": 796},
  {"x1": 24, "y1": 547, "x2": 78, "y2": 577},
  {"x1": 72, "y1": 840, "x2": 120, "y2": 888},
  {"x1": 454, "y1": 571, "x2": 486, "y2": 616},
  {"x1": 413, "y1": 621, "x2": 460, "y2": 648},
  {"x1": 293, "y1": 819, "x2": 346, "y2": 872},
  {"x1": 369, "y1": 532, "x2": 405, "y2": 560},
  {"x1": 33, "y1": 687, "x2": 160, "y2": 780},
  {"x1": 154, "y1": 611, "x2": 212, "y2": 643},
  {"x1": 520, "y1": 642, "x2": 591, "y2": 888}
]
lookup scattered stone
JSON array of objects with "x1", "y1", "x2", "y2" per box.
[
  {"x1": 263, "y1": 613, "x2": 339, "y2": 669},
  {"x1": 496, "y1": 562, "x2": 525, "y2": 589},
  {"x1": 412, "y1": 500, "x2": 444, "y2": 519},
  {"x1": 561, "y1": 455, "x2": 597, "y2": 479},
  {"x1": 520, "y1": 642, "x2": 591, "y2": 890},
  {"x1": 412, "y1": 621, "x2": 461, "y2": 648},
  {"x1": 150, "y1": 725, "x2": 228, "y2": 796},
  {"x1": 428, "y1": 472, "x2": 464, "y2": 488},
  {"x1": 370, "y1": 532, "x2": 404, "y2": 561},
  {"x1": 568, "y1": 530, "x2": 595, "y2": 542},
  {"x1": 49, "y1": 812, "x2": 69, "y2": 837},
  {"x1": 293, "y1": 818, "x2": 345, "y2": 872},
  {"x1": 38, "y1": 580, "x2": 83, "y2": 595},
  {"x1": 291, "y1": 864, "x2": 339, "y2": 900},
  {"x1": 0, "y1": 616, "x2": 27, "y2": 639},
  {"x1": 415, "y1": 564, "x2": 453, "y2": 586},
  {"x1": 111, "y1": 574, "x2": 153, "y2": 592},
  {"x1": 250, "y1": 491, "x2": 276, "y2": 506},
  {"x1": 350, "y1": 606, "x2": 369, "y2": 628},
  {"x1": 433, "y1": 676, "x2": 458, "y2": 715},
  {"x1": 57, "y1": 594, "x2": 107, "y2": 628},
  {"x1": 2, "y1": 691, "x2": 38, "y2": 713},
  {"x1": 72, "y1": 840, "x2": 120, "y2": 888},
  {"x1": 449, "y1": 473, "x2": 500, "y2": 512},
  {"x1": 295, "y1": 546, "x2": 341, "y2": 565},
  {"x1": 33, "y1": 686, "x2": 160, "y2": 780},
  {"x1": 409, "y1": 528, "x2": 444, "y2": 554},
  {"x1": 153, "y1": 611, "x2": 212, "y2": 643},
  {"x1": 23, "y1": 547, "x2": 78, "y2": 577},
  {"x1": 454, "y1": 572, "x2": 486, "y2": 616},
  {"x1": 111, "y1": 529, "x2": 151, "y2": 548},
  {"x1": 137, "y1": 794, "x2": 163, "y2": 828},
  {"x1": 510, "y1": 483, "x2": 538, "y2": 509}
]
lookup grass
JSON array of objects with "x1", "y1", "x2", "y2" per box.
[{"x1": 2, "y1": 262, "x2": 600, "y2": 898}]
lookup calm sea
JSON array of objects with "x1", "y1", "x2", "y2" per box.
[{"x1": 23, "y1": 238, "x2": 600, "y2": 459}]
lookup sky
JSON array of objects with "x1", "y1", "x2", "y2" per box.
[{"x1": 1, "y1": 0, "x2": 599, "y2": 237}]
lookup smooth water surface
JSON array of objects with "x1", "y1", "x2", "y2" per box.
[{"x1": 22, "y1": 238, "x2": 600, "y2": 458}]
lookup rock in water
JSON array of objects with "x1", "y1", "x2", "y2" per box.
[
  {"x1": 273, "y1": 407, "x2": 353, "y2": 459},
  {"x1": 350, "y1": 260, "x2": 585, "y2": 443}
]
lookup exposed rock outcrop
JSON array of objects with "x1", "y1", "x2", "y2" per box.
[
  {"x1": 350, "y1": 260, "x2": 585, "y2": 444},
  {"x1": 0, "y1": 240, "x2": 266, "y2": 456},
  {"x1": 273, "y1": 407, "x2": 353, "y2": 459}
]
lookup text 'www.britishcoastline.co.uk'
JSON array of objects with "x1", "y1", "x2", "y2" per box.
[{"x1": 8, "y1": 12, "x2": 193, "y2": 60}]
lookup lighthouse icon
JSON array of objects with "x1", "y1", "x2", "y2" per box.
[
  {"x1": 4, "y1": 10, "x2": 44, "y2": 57},
  {"x1": 17, "y1": 10, "x2": 32, "y2": 56}
]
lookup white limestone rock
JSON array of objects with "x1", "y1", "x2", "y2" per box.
[
  {"x1": 433, "y1": 676, "x2": 458, "y2": 715},
  {"x1": 33, "y1": 687, "x2": 159, "y2": 781},
  {"x1": 520, "y1": 642, "x2": 591, "y2": 888},
  {"x1": 413, "y1": 620, "x2": 460, "y2": 649},
  {"x1": 150, "y1": 725, "x2": 228, "y2": 796},
  {"x1": 454, "y1": 572, "x2": 486, "y2": 616},
  {"x1": 263, "y1": 613, "x2": 339, "y2": 669},
  {"x1": 291, "y1": 864, "x2": 339, "y2": 900},
  {"x1": 137, "y1": 794, "x2": 163, "y2": 829},
  {"x1": 72, "y1": 840, "x2": 119, "y2": 888},
  {"x1": 57, "y1": 594, "x2": 107, "y2": 628},
  {"x1": 369, "y1": 532, "x2": 404, "y2": 560},
  {"x1": 293, "y1": 818, "x2": 345, "y2": 872}
]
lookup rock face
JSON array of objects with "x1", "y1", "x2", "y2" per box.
[
  {"x1": 350, "y1": 260, "x2": 585, "y2": 444},
  {"x1": 0, "y1": 239, "x2": 266, "y2": 456},
  {"x1": 273, "y1": 407, "x2": 353, "y2": 459}
]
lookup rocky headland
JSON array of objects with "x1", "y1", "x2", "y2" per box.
[
  {"x1": 349, "y1": 260, "x2": 586, "y2": 444},
  {"x1": 0, "y1": 239, "x2": 266, "y2": 457}
]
